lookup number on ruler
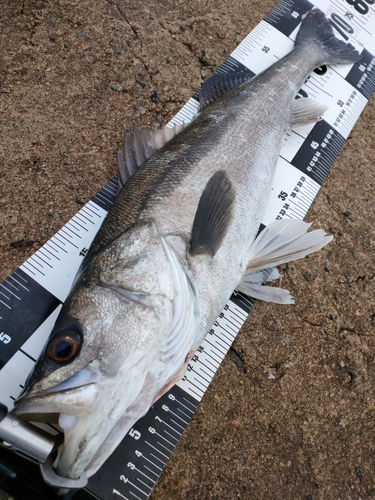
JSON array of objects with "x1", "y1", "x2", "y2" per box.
[
  {"x1": 129, "y1": 428, "x2": 141, "y2": 440},
  {"x1": 0, "y1": 333, "x2": 11, "y2": 344},
  {"x1": 346, "y1": 0, "x2": 374, "y2": 15},
  {"x1": 330, "y1": 12, "x2": 354, "y2": 40}
]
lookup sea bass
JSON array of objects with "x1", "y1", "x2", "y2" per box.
[{"x1": 14, "y1": 9, "x2": 360, "y2": 489}]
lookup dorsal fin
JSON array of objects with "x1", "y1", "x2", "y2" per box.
[
  {"x1": 116, "y1": 123, "x2": 184, "y2": 194},
  {"x1": 190, "y1": 170, "x2": 236, "y2": 256},
  {"x1": 199, "y1": 71, "x2": 253, "y2": 111}
]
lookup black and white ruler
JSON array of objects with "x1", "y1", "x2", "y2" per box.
[{"x1": 0, "y1": 0, "x2": 375, "y2": 498}]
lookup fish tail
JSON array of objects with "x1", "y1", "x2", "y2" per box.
[{"x1": 296, "y1": 8, "x2": 361, "y2": 65}]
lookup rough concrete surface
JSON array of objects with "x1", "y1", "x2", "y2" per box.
[{"x1": 0, "y1": 0, "x2": 374, "y2": 499}]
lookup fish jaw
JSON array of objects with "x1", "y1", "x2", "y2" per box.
[
  {"x1": 14, "y1": 350, "x2": 167, "y2": 481},
  {"x1": 14, "y1": 382, "x2": 99, "y2": 420}
]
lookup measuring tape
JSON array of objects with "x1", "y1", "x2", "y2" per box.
[{"x1": 0, "y1": 0, "x2": 375, "y2": 498}]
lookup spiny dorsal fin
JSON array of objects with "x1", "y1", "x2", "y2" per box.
[
  {"x1": 291, "y1": 97, "x2": 328, "y2": 128},
  {"x1": 190, "y1": 170, "x2": 235, "y2": 256},
  {"x1": 199, "y1": 71, "x2": 253, "y2": 111},
  {"x1": 116, "y1": 123, "x2": 184, "y2": 194}
]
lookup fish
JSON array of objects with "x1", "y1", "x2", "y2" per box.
[{"x1": 13, "y1": 8, "x2": 361, "y2": 490}]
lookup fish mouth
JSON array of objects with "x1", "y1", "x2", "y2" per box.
[
  {"x1": 12, "y1": 381, "x2": 100, "y2": 489},
  {"x1": 13, "y1": 382, "x2": 99, "y2": 422}
]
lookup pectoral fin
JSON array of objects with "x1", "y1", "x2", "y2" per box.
[
  {"x1": 291, "y1": 98, "x2": 328, "y2": 128},
  {"x1": 190, "y1": 170, "x2": 236, "y2": 256}
]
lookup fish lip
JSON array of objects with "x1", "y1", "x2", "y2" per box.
[{"x1": 14, "y1": 382, "x2": 99, "y2": 420}]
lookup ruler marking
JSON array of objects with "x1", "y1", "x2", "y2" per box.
[
  {"x1": 135, "y1": 476, "x2": 152, "y2": 491},
  {"x1": 201, "y1": 345, "x2": 222, "y2": 365},
  {"x1": 19, "y1": 349, "x2": 37, "y2": 362},
  {"x1": 128, "y1": 490, "x2": 142, "y2": 500},
  {"x1": 194, "y1": 371, "x2": 211, "y2": 385},
  {"x1": 22, "y1": 261, "x2": 45, "y2": 276},
  {"x1": 3, "y1": 278, "x2": 20, "y2": 292},
  {"x1": 183, "y1": 377, "x2": 204, "y2": 396},
  {"x1": 204, "y1": 338, "x2": 226, "y2": 356},
  {"x1": 145, "y1": 442, "x2": 168, "y2": 461},
  {"x1": 143, "y1": 460, "x2": 162, "y2": 474},
  {"x1": 63, "y1": 225, "x2": 82, "y2": 240},
  {"x1": 217, "y1": 325, "x2": 235, "y2": 340},
  {"x1": 126, "y1": 479, "x2": 148, "y2": 498},
  {"x1": 168, "y1": 418, "x2": 185, "y2": 432},
  {"x1": 180, "y1": 383, "x2": 201, "y2": 399},
  {"x1": 82, "y1": 205, "x2": 102, "y2": 218},
  {"x1": 75, "y1": 213, "x2": 95, "y2": 225},
  {"x1": 69, "y1": 219, "x2": 89, "y2": 233},
  {"x1": 158, "y1": 418, "x2": 182, "y2": 437},
  {"x1": 163, "y1": 428, "x2": 180, "y2": 442},
  {"x1": 198, "y1": 364, "x2": 215, "y2": 378},
  {"x1": 10, "y1": 275, "x2": 29, "y2": 291},
  {"x1": 57, "y1": 232, "x2": 79, "y2": 249},
  {"x1": 155, "y1": 439, "x2": 173, "y2": 454},
  {"x1": 48, "y1": 238, "x2": 68, "y2": 253},
  {"x1": 113, "y1": 490, "x2": 129, "y2": 500},
  {"x1": 199, "y1": 356, "x2": 218, "y2": 372},
  {"x1": 206, "y1": 340, "x2": 225, "y2": 359},
  {"x1": 0, "y1": 299, "x2": 11, "y2": 310},
  {"x1": 0, "y1": 284, "x2": 21, "y2": 300},
  {"x1": 181, "y1": 396, "x2": 197, "y2": 412},
  {"x1": 33, "y1": 254, "x2": 53, "y2": 269},
  {"x1": 167, "y1": 408, "x2": 189, "y2": 426},
  {"x1": 223, "y1": 316, "x2": 241, "y2": 331},
  {"x1": 39, "y1": 247, "x2": 60, "y2": 261},
  {"x1": 214, "y1": 336, "x2": 231, "y2": 351}
]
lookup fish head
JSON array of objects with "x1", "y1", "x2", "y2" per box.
[{"x1": 13, "y1": 220, "x2": 181, "y2": 482}]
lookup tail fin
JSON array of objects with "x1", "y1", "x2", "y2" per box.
[{"x1": 296, "y1": 8, "x2": 361, "y2": 65}]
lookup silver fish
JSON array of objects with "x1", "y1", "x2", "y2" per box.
[{"x1": 14, "y1": 8, "x2": 360, "y2": 488}]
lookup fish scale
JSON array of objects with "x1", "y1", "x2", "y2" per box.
[{"x1": 0, "y1": 1, "x2": 374, "y2": 499}]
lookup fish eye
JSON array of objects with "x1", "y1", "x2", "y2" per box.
[{"x1": 46, "y1": 330, "x2": 82, "y2": 363}]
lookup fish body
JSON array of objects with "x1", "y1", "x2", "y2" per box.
[{"x1": 14, "y1": 9, "x2": 361, "y2": 487}]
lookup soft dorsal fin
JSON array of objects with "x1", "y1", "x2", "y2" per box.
[
  {"x1": 199, "y1": 71, "x2": 253, "y2": 111},
  {"x1": 116, "y1": 123, "x2": 184, "y2": 193},
  {"x1": 190, "y1": 170, "x2": 236, "y2": 256}
]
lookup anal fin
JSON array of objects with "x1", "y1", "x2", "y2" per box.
[
  {"x1": 291, "y1": 97, "x2": 328, "y2": 128},
  {"x1": 190, "y1": 170, "x2": 235, "y2": 256},
  {"x1": 237, "y1": 268, "x2": 294, "y2": 304}
]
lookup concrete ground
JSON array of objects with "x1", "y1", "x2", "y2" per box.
[{"x1": 0, "y1": 0, "x2": 374, "y2": 499}]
